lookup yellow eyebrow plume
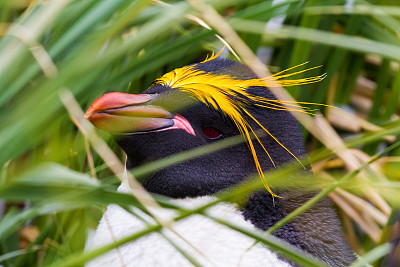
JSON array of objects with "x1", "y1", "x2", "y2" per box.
[{"x1": 154, "y1": 54, "x2": 326, "y2": 197}]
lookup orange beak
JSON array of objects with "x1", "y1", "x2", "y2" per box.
[{"x1": 85, "y1": 92, "x2": 195, "y2": 135}]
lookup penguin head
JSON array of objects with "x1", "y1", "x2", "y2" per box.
[{"x1": 85, "y1": 56, "x2": 318, "y2": 198}]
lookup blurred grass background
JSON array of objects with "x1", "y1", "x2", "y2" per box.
[{"x1": 0, "y1": 0, "x2": 400, "y2": 266}]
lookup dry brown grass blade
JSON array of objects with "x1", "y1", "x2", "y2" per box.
[
  {"x1": 83, "y1": 138, "x2": 126, "y2": 266},
  {"x1": 315, "y1": 152, "x2": 391, "y2": 218},
  {"x1": 349, "y1": 149, "x2": 391, "y2": 215},
  {"x1": 84, "y1": 138, "x2": 97, "y2": 180},
  {"x1": 318, "y1": 171, "x2": 388, "y2": 231},
  {"x1": 19, "y1": 226, "x2": 39, "y2": 249},
  {"x1": 351, "y1": 94, "x2": 372, "y2": 114},
  {"x1": 337, "y1": 189, "x2": 387, "y2": 226},
  {"x1": 377, "y1": 156, "x2": 400, "y2": 163},
  {"x1": 0, "y1": 0, "x2": 71, "y2": 75},
  {"x1": 327, "y1": 106, "x2": 361, "y2": 132},
  {"x1": 311, "y1": 157, "x2": 344, "y2": 173},
  {"x1": 326, "y1": 76, "x2": 381, "y2": 145},
  {"x1": 351, "y1": 149, "x2": 390, "y2": 183},
  {"x1": 3, "y1": 23, "x2": 58, "y2": 78},
  {"x1": 329, "y1": 192, "x2": 382, "y2": 242},
  {"x1": 316, "y1": 109, "x2": 391, "y2": 215},
  {"x1": 153, "y1": 0, "x2": 240, "y2": 60},
  {"x1": 341, "y1": 209, "x2": 360, "y2": 253},
  {"x1": 354, "y1": 76, "x2": 375, "y2": 99}
]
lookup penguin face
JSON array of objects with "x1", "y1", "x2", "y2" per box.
[
  {"x1": 85, "y1": 58, "x2": 306, "y2": 198},
  {"x1": 117, "y1": 87, "x2": 254, "y2": 198}
]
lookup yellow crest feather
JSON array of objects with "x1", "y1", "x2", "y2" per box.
[{"x1": 154, "y1": 54, "x2": 326, "y2": 197}]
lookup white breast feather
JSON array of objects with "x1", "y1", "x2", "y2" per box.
[{"x1": 85, "y1": 182, "x2": 290, "y2": 267}]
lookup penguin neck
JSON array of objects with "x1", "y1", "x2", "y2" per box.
[
  {"x1": 242, "y1": 192, "x2": 298, "y2": 238},
  {"x1": 242, "y1": 190, "x2": 356, "y2": 266}
]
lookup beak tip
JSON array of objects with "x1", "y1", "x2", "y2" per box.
[{"x1": 84, "y1": 106, "x2": 94, "y2": 120}]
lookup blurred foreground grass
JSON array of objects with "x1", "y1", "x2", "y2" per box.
[{"x1": 0, "y1": 0, "x2": 400, "y2": 266}]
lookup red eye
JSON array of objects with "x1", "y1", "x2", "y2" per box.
[{"x1": 202, "y1": 127, "x2": 222, "y2": 139}]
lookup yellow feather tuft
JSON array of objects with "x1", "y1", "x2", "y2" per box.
[
  {"x1": 200, "y1": 49, "x2": 224, "y2": 63},
  {"x1": 154, "y1": 55, "x2": 326, "y2": 197}
]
